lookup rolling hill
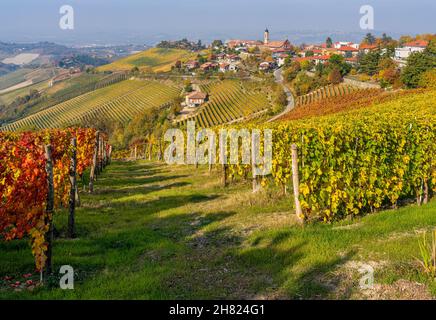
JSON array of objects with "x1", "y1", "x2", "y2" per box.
[
  {"x1": 97, "y1": 48, "x2": 195, "y2": 73},
  {"x1": 177, "y1": 80, "x2": 272, "y2": 128},
  {"x1": 1, "y1": 79, "x2": 181, "y2": 131}
]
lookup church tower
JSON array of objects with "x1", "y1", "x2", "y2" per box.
[{"x1": 264, "y1": 28, "x2": 270, "y2": 45}]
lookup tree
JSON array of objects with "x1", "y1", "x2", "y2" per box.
[
  {"x1": 212, "y1": 40, "x2": 223, "y2": 48},
  {"x1": 284, "y1": 61, "x2": 301, "y2": 82},
  {"x1": 292, "y1": 72, "x2": 314, "y2": 95},
  {"x1": 418, "y1": 69, "x2": 436, "y2": 88},
  {"x1": 378, "y1": 57, "x2": 395, "y2": 71},
  {"x1": 326, "y1": 37, "x2": 333, "y2": 48},
  {"x1": 328, "y1": 68, "x2": 342, "y2": 84},
  {"x1": 401, "y1": 48, "x2": 436, "y2": 88},
  {"x1": 399, "y1": 35, "x2": 413, "y2": 45},
  {"x1": 363, "y1": 33, "x2": 376, "y2": 45},
  {"x1": 305, "y1": 50, "x2": 314, "y2": 57},
  {"x1": 184, "y1": 79, "x2": 193, "y2": 92},
  {"x1": 274, "y1": 86, "x2": 288, "y2": 110},
  {"x1": 131, "y1": 66, "x2": 140, "y2": 74},
  {"x1": 300, "y1": 60, "x2": 312, "y2": 71},
  {"x1": 328, "y1": 54, "x2": 351, "y2": 76},
  {"x1": 197, "y1": 55, "x2": 207, "y2": 64},
  {"x1": 359, "y1": 51, "x2": 381, "y2": 76}
]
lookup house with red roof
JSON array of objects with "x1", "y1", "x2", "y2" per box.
[
  {"x1": 185, "y1": 60, "x2": 199, "y2": 71},
  {"x1": 200, "y1": 62, "x2": 218, "y2": 71},
  {"x1": 359, "y1": 43, "x2": 379, "y2": 54},
  {"x1": 294, "y1": 55, "x2": 330, "y2": 65},
  {"x1": 338, "y1": 45, "x2": 359, "y2": 58},
  {"x1": 186, "y1": 91, "x2": 208, "y2": 107}
]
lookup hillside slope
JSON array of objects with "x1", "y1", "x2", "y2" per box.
[
  {"x1": 97, "y1": 48, "x2": 195, "y2": 73},
  {"x1": 1, "y1": 79, "x2": 180, "y2": 131},
  {"x1": 177, "y1": 80, "x2": 272, "y2": 128}
]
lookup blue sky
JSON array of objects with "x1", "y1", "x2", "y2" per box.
[{"x1": 0, "y1": 0, "x2": 434, "y2": 45}]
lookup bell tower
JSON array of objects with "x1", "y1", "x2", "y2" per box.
[{"x1": 264, "y1": 28, "x2": 270, "y2": 45}]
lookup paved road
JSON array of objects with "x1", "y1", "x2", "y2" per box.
[{"x1": 267, "y1": 68, "x2": 295, "y2": 122}]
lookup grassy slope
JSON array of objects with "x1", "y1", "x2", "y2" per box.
[
  {"x1": 1, "y1": 160, "x2": 435, "y2": 299},
  {"x1": 0, "y1": 68, "x2": 34, "y2": 91},
  {"x1": 97, "y1": 48, "x2": 195, "y2": 73},
  {"x1": 0, "y1": 81, "x2": 49, "y2": 106}
]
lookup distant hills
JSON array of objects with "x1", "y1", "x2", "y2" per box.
[{"x1": 0, "y1": 62, "x2": 19, "y2": 77}]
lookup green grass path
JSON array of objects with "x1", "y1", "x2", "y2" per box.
[{"x1": 1, "y1": 160, "x2": 435, "y2": 299}]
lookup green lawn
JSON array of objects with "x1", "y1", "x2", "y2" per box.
[{"x1": 1, "y1": 160, "x2": 435, "y2": 299}]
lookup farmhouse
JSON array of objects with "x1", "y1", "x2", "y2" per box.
[
  {"x1": 200, "y1": 62, "x2": 218, "y2": 71},
  {"x1": 185, "y1": 60, "x2": 199, "y2": 70},
  {"x1": 186, "y1": 91, "x2": 208, "y2": 107},
  {"x1": 259, "y1": 61, "x2": 273, "y2": 71}
]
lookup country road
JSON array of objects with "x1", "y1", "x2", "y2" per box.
[{"x1": 267, "y1": 68, "x2": 295, "y2": 122}]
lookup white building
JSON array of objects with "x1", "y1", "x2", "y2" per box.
[
  {"x1": 394, "y1": 40, "x2": 429, "y2": 66},
  {"x1": 333, "y1": 41, "x2": 359, "y2": 50}
]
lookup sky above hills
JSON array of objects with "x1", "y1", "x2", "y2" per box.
[{"x1": 0, "y1": 0, "x2": 434, "y2": 45}]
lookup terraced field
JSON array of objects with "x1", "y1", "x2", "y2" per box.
[
  {"x1": 177, "y1": 80, "x2": 271, "y2": 128},
  {"x1": 295, "y1": 84, "x2": 359, "y2": 106},
  {"x1": 1, "y1": 79, "x2": 180, "y2": 131},
  {"x1": 97, "y1": 48, "x2": 195, "y2": 73}
]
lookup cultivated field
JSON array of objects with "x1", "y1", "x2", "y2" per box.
[
  {"x1": 1, "y1": 53, "x2": 40, "y2": 65},
  {"x1": 0, "y1": 67, "x2": 57, "y2": 93},
  {"x1": 280, "y1": 88, "x2": 424, "y2": 121},
  {"x1": 97, "y1": 48, "x2": 195, "y2": 73},
  {"x1": 1, "y1": 79, "x2": 181, "y2": 131},
  {"x1": 177, "y1": 80, "x2": 272, "y2": 128},
  {"x1": 295, "y1": 83, "x2": 359, "y2": 107}
]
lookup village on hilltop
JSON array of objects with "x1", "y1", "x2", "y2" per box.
[
  {"x1": 173, "y1": 29, "x2": 432, "y2": 112},
  {"x1": 174, "y1": 29, "x2": 430, "y2": 75}
]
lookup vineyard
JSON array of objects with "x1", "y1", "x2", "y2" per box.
[
  {"x1": 97, "y1": 48, "x2": 196, "y2": 73},
  {"x1": 0, "y1": 128, "x2": 109, "y2": 275},
  {"x1": 191, "y1": 89, "x2": 436, "y2": 222},
  {"x1": 280, "y1": 88, "x2": 423, "y2": 121},
  {"x1": 295, "y1": 84, "x2": 359, "y2": 107},
  {"x1": 177, "y1": 80, "x2": 271, "y2": 128},
  {"x1": 1, "y1": 79, "x2": 181, "y2": 131}
]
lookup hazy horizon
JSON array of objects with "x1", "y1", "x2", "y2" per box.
[{"x1": 0, "y1": 0, "x2": 435, "y2": 46}]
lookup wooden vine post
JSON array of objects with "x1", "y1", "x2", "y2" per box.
[
  {"x1": 103, "y1": 141, "x2": 108, "y2": 168},
  {"x1": 108, "y1": 146, "x2": 112, "y2": 164},
  {"x1": 222, "y1": 164, "x2": 228, "y2": 187},
  {"x1": 68, "y1": 137, "x2": 77, "y2": 238},
  {"x1": 99, "y1": 136, "x2": 104, "y2": 173},
  {"x1": 89, "y1": 131, "x2": 99, "y2": 193},
  {"x1": 291, "y1": 144, "x2": 304, "y2": 224},
  {"x1": 44, "y1": 144, "x2": 54, "y2": 277}
]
